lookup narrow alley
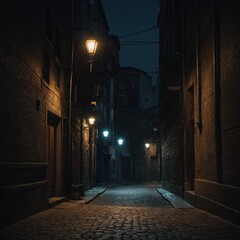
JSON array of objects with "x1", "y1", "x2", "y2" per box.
[
  {"x1": 0, "y1": 183, "x2": 240, "y2": 240},
  {"x1": 1, "y1": 0, "x2": 240, "y2": 238}
]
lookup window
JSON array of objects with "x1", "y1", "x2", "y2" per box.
[
  {"x1": 45, "y1": 8, "x2": 52, "y2": 43},
  {"x1": 43, "y1": 47, "x2": 50, "y2": 84},
  {"x1": 55, "y1": 63, "x2": 61, "y2": 89},
  {"x1": 55, "y1": 25, "x2": 61, "y2": 57}
]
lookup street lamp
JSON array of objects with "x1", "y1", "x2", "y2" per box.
[
  {"x1": 85, "y1": 31, "x2": 98, "y2": 72},
  {"x1": 145, "y1": 142, "x2": 150, "y2": 149},
  {"x1": 85, "y1": 32, "x2": 98, "y2": 187},
  {"x1": 103, "y1": 130, "x2": 109, "y2": 138},
  {"x1": 85, "y1": 38, "x2": 98, "y2": 55},
  {"x1": 68, "y1": 30, "x2": 99, "y2": 197},
  {"x1": 88, "y1": 116, "x2": 96, "y2": 126},
  {"x1": 118, "y1": 138, "x2": 124, "y2": 146}
]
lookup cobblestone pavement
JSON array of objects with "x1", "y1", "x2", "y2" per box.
[
  {"x1": 90, "y1": 183, "x2": 172, "y2": 208},
  {"x1": 0, "y1": 183, "x2": 240, "y2": 240}
]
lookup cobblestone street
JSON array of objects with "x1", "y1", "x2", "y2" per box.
[
  {"x1": 90, "y1": 183, "x2": 171, "y2": 207},
  {"x1": 0, "y1": 183, "x2": 240, "y2": 240}
]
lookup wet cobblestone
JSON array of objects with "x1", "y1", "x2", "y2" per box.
[
  {"x1": 1, "y1": 203, "x2": 240, "y2": 239},
  {"x1": 0, "y1": 184, "x2": 240, "y2": 239}
]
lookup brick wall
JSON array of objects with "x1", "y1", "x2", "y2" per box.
[
  {"x1": 0, "y1": 0, "x2": 70, "y2": 227},
  {"x1": 161, "y1": 108, "x2": 183, "y2": 197},
  {"x1": 183, "y1": 0, "x2": 240, "y2": 222},
  {"x1": 218, "y1": 1, "x2": 240, "y2": 186},
  {"x1": 160, "y1": 0, "x2": 240, "y2": 223},
  {"x1": 159, "y1": 0, "x2": 183, "y2": 197}
]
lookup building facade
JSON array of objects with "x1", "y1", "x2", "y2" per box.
[
  {"x1": 99, "y1": 67, "x2": 160, "y2": 182},
  {"x1": 0, "y1": 0, "x2": 71, "y2": 227},
  {"x1": 70, "y1": 0, "x2": 114, "y2": 197},
  {"x1": 0, "y1": 0, "x2": 115, "y2": 227},
  {"x1": 159, "y1": 0, "x2": 240, "y2": 223}
]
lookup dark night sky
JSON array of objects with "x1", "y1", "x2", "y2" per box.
[{"x1": 101, "y1": 0, "x2": 159, "y2": 77}]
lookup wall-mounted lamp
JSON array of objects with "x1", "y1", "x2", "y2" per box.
[
  {"x1": 145, "y1": 143, "x2": 150, "y2": 149},
  {"x1": 118, "y1": 138, "x2": 124, "y2": 146},
  {"x1": 85, "y1": 38, "x2": 98, "y2": 55},
  {"x1": 85, "y1": 31, "x2": 98, "y2": 72},
  {"x1": 88, "y1": 116, "x2": 96, "y2": 126},
  {"x1": 103, "y1": 130, "x2": 109, "y2": 138}
]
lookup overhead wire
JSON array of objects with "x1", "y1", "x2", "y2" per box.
[
  {"x1": 120, "y1": 41, "x2": 159, "y2": 45},
  {"x1": 119, "y1": 26, "x2": 158, "y2": 39},
  {"x1": 117, "y1": 25, "x2": 159, "y2": 73}
]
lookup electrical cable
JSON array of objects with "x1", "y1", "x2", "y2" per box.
[
  {"x1": 120, "y1": 41, "x2": 159, "y2": 45},
  {"x1": 119, "y1": 26, "x2": 158, "y2": 39}
]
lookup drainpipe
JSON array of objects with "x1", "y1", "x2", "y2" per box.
[
  {"x1": 67, "y1": 0, "x2": 74, "y2": 199},
  {"x1": 181, "y1": 0, "x2": 186, "y2": 197},
  {"x1": 67, "y1": 36, "x2": 74, "y2": 199},
  {"x1": 196, "y1": 0, "x2": 202, "y2": 133}
]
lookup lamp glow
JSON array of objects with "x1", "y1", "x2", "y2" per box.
[
  {"x1": 118, "y1": 138, "x2": 123, "y2": 145},
  {"x1": 103, "y1": 130, "x2": 109, "y2": 138},
  {"x1": 145, "y1": 143, "x2": 150, "y2": 149},
  {"x1": 85, "y1": 39, "x2": 98, "y2": 55},
  {"x1": 85, "y1": 32, "x2": 98, "y2": 72},
  {"x1": 88, "y1": 117, "x2": 95, "y2": 126}
]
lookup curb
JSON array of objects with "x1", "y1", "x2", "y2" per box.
[
  {"x1": 84, "y1": 187, "x2": 107, "y2": 204},
  {"x1": 156, "y1": 188, "x2": 193, "y2": 209}
]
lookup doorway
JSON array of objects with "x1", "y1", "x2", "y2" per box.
[
  {"x1": 47, "y1": 112, "x2": 61, "y2": 198},
  {"x1": 48, "y1": 125, "x2": 56, "y2": 197},
  {"x1": 149, "y1": 157, "x2": 158, "y2": 181}
]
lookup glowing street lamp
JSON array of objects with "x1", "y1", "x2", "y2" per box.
[
  {"x1": 68, "y1": 31, "x2": 98, "y2": 198},
  {"x1": 85, "y1": 32, "x2": 98, "y2": 72},
  {"x1": 103, "y1": 130, "x2": 109, "y2": 138},
  {"x1": 145, "y1": 143, "x2": 150, "y2": 149},
  {"x1": 85, "y1": 38, "x2": 98, "y2": 55},
  {"x1": 118, "y1": 138, "x2": 124, "y2": 146},
  {"x1": 88, "y1": 116, "x2": 95, "y2": 126}
]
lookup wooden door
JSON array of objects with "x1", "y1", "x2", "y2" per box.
[{"x1": 48, "y1": 125, "x2": 56, "y2": 197}]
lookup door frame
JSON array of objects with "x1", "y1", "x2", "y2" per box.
[{"x1": 47, "y1": 111, "x2": 62, "y2": 198}]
